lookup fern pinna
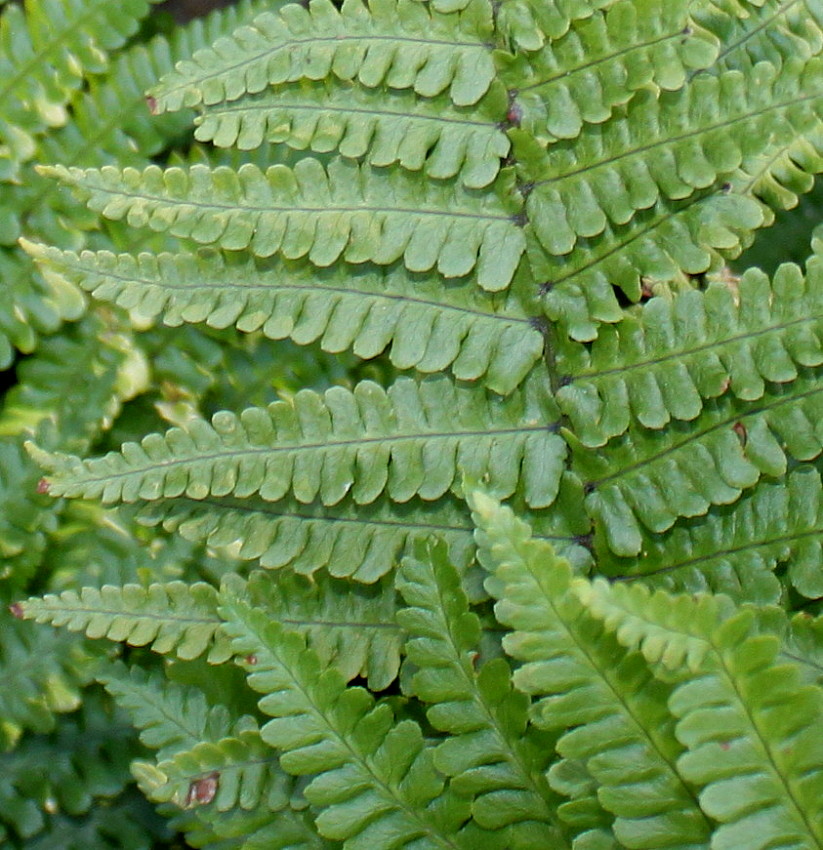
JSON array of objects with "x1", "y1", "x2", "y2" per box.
[{"x1": 11, "y1": 0, "x2": 823, "y2": 847}]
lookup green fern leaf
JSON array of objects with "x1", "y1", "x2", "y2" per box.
[
  {"x1": 531, "y1": 190, "x2": 765, "y2": 340},
  {"x1": 149, "y1": 0, "x2": 496, "y2": 113},
  {"x1": 132, "y1": 475, "x2": 590, "y2": 583},
  {"x1": 670, "y1": 616, "x2": 823, "y2": 850},
  {"x1": 596, "y1": 465, "x2": 823, "y2": 603},
  {"x1": 194, "y1": 79, "x2": 510, "y2": 189},
  {"x1": 218, "y1": 594, "x2": 473, "y2": 849},
  {"x1": 18, "y1": 581, "x2": 231, "y2": 662},
  {"x1": 494, "y1": 0, "x2": 615, "y2": 48},
  {"x1": 40, "y1": 159, "x2": 525, "y2": 290},
  {"x1": 28, "y1": 372, "x2": 564, "y2": 511},
  {"x1": 521, "y1": 60, "x2": 823, "y2": 258},
  {"x1": 23, "y1": 242, "x2": 544, "y2": 394},
  {"x1": 557, "y1": 260, "x2": 823, "y2": 446},
  {"x1": 396, "y1": 540, "x2": 562, "y2": 846},
  {"x1": 573, "y1": 369, "x2": 823, "y2": 556},
  {"x1": 99, "y1": 664, "x2": 235, "y2": 761},
  {"x1": 239, "y1": 569, "x2": 403, "y2": 690},
  {"x1": 500, "y1": 0, "x2": 719, "y2": 143},
  {"x1": 468, "y1": 490, "x2": 713, "y2": 848}
]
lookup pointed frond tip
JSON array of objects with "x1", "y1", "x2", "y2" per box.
[
  {"x1": 37, "y1": 159, "x2": 525, "y2": 291},
  {"x1": 25, "y1": 374, "x2": 565, "y2": 512},
  {"x1": 17, "y1": 581, "x2": 230, "y2": 662},
  {"x1": 149, "y1": 0, "x2": 496, "y2": 114},
  {"x1": 22, "y1": 241, "x2": 543, "y2": 396}
]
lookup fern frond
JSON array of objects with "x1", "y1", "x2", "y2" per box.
[
  {"x1": 597, "y1": 465, "x2": 823, "y2": 603},
  {"x1": 501, "y1": 0, "x2": 719, "y2": 143},
  {"x1": 521, "y1": 60, "x2": 823, "y2": 258},
  {"x1": 396, "y1": 540, "x2": 562, "y2": 846},
  {"x1": 134, "y1": 474, "x2": 590, "y2": 584},
  {"x1": 468, "y1": 491, "x2": 712, "y2": 848},
  {"x1": 149, "y1": 0, "x2": 496, "y2": 114},
  {"x1": 23, "y1": 243, "x2": 544, "y2": 395},
  {"x1": 219, "y1": 595, "x2": 473, "y2": 849},
  {"x1": 494, "y1": 0, "x2": 615, "y2": 48},
  {"x1": 573, "y1": 369, "x2": 823, "y2": 556},
  {"x1": 557, "y1": 260, "x2": 823, "y2": 446},
  {"x1": 40, "y1": 159, "x2": 526, "y2": 290},
  {"x1": 99, "y1": 664, "x2": 235, "y2": 761},
  {"x1": 530, "y1": 190, "x2": 765, "y2": 340},
  {"x1": 238, "y1": 569, "x2": 403, "y2": 689},
  {"x1": 18, "y1": 581, "x2": 231, "y2": 662},
  {"x1": 29, "y1": 372, "x2": 564, "y2": 511},
  {"x1": 0, "y1": 0, "x2": 161, "y2": 177},
  {"x1": 194, "y1": 79, "x2": 510, "y2": 189}
]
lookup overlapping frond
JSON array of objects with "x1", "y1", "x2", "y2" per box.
[
  {"x1": 500, "y1": 0, "x2": 719, "y2": 142},
  {"x1": 29, "y1": 372, "x2": 564, "y2": 511},
  {"x1": 24, "y1": 243, "x2": 544, "y2": 395},
  {"x1": 194, "y1": 80, "x2": 510, "y2": 188},
  {"x1": 596, "y1": 465, "x2": 823, "y2": 603},
  {"x1": 530, "y1": 190, "x2": 765, "y2": 340},
  {"x1": 494, "y1": 0, "x2": 617, "y2": 49},
  {"x1": 557, "y1": 260, "x2": 823, "y2": 446},
  {"x1": 41, "y1": 159, "x2": 526, "y2": 290},
  {"x1": 237, "y1": 569, "x2": 403, "y2": 689},
  {"x1": 149, "y1": 0, "x2": 496, "y2": 113},
  {"x1": 396, "y1": 541, "x2": 562, "y2": 847},
  {"x1": 0, "y1": 0, "x2": 161, "y2": 178},
  {"x1": 468, "y1": 491, "x2": 712, "y2": 849},
  {"x1": 18, "y1": 581, "x2": 231, "y2": 662},
  {"x1": 219, "y1": 595, "x2": 474, "y2": 849},
  {"x1": 573, "y1": 368, "x2": 823, "y2": 555},
  {"x1": 580, "y1": 580, "x2": 823, "y2": 850},
  {"x1": 521, "y1": 59, "x2": 823, "y2": 258}
]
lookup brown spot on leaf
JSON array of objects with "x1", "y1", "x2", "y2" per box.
[
  {"x1": 733, "y1": 422, "x2": 747, "y2": 446},
  {"x1": 9, "y1": 602, "x2": 24, "y2": 619},
  {"x1": 146, "y1": 95, "x2": 158, "y2": 114},
  {"x1": 244, "y1": 654, "x2": 258, "y2": 666},
  {"x1": 36, "y1": 478, "x2": 50, "y2": 494},
  {"x1": 185, "y1": 772, "x2": 219, "y2": 807}
]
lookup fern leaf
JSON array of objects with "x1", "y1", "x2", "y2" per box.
[
  {"x1": 530, "y1": 190, "x2": 765, "y2": 340},
  {"x1": 494, "y1": 0, "x2": 615, "y2": 48},
  {"x1": 194, "y1": 79, "x2": 510, "y2": 189},
  {"x1": 132, "y1": 478, "x2": 590, "y2": 583},
  {"x1": 501, "y1": 0, "x2": 719, "y2": 143},
  {"x1": 655, "y1": 618, "x2": 823, "y2": 849},
  {"x1": 0, "y1": 0, "x2": 161, "y2": 177},
  {"x1": 218, "y1": 595, "x2": 472, "y2": 849},
  {"x1": 134, "y1": 726, "x2": 289, "y2": 813},
  {"x1": 596, "y1": 465, "x2": 823, "y2": 603},
  {"x1": 40, "y1": 159, "x2": 526, "y2": 290},
  {"x1": 99, "y1": 664, "x2": 235, "y2": 761},
  {"x1": 23, "y1": 242, "x2": 544, "y2": 395},
  {"x1": 239, "y1": 569, "x2": 403, "y2": 690},
  {"x1": 29, "y1": 372, "x2": 564, "y2": 512},
  {"x1": 521, "y1": 60, "x2": 823, "y2": 258},
  {"x1": 18, "y1": 581, "x2": 231, "y2": 662},
  {"x1": 468, "y1": 491, "x2": 713, "y2": 849},
  {"x1": 573, "y1": 369, "x2": 823, "y2": 556},
  {"x1": 557, "y1": 260, "x2": 823, "y2": 446},
  {"x1": 396, "y1": 540, "x2": 562, "y2": 846},
  {"x1": 149, "y1": 0, "x2": 496, "y2": 114}
]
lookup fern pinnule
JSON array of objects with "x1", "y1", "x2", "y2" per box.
[
  {"x1": 22, "y1": 241, "x2": 544, "y2": 395},
  {"x1": 194, "y1": 79, "x2": 510, "y2": 189},
  {"x1": 396, "y1": 540, "x2": 561, "y2": 845},
  {"x1": 18, "y1": 580, "x2": 230, "y2": 661},
  {"x1": 40, "y1": 158, "x2": 525, "y2": 290},
  {"x1": 148, "y1": 0, "x2": 496, "y2": 114}
]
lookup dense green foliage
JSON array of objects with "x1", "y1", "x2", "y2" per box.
[{"x1": 3, "y1": 0, "x2": 823, "y2": 847}]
